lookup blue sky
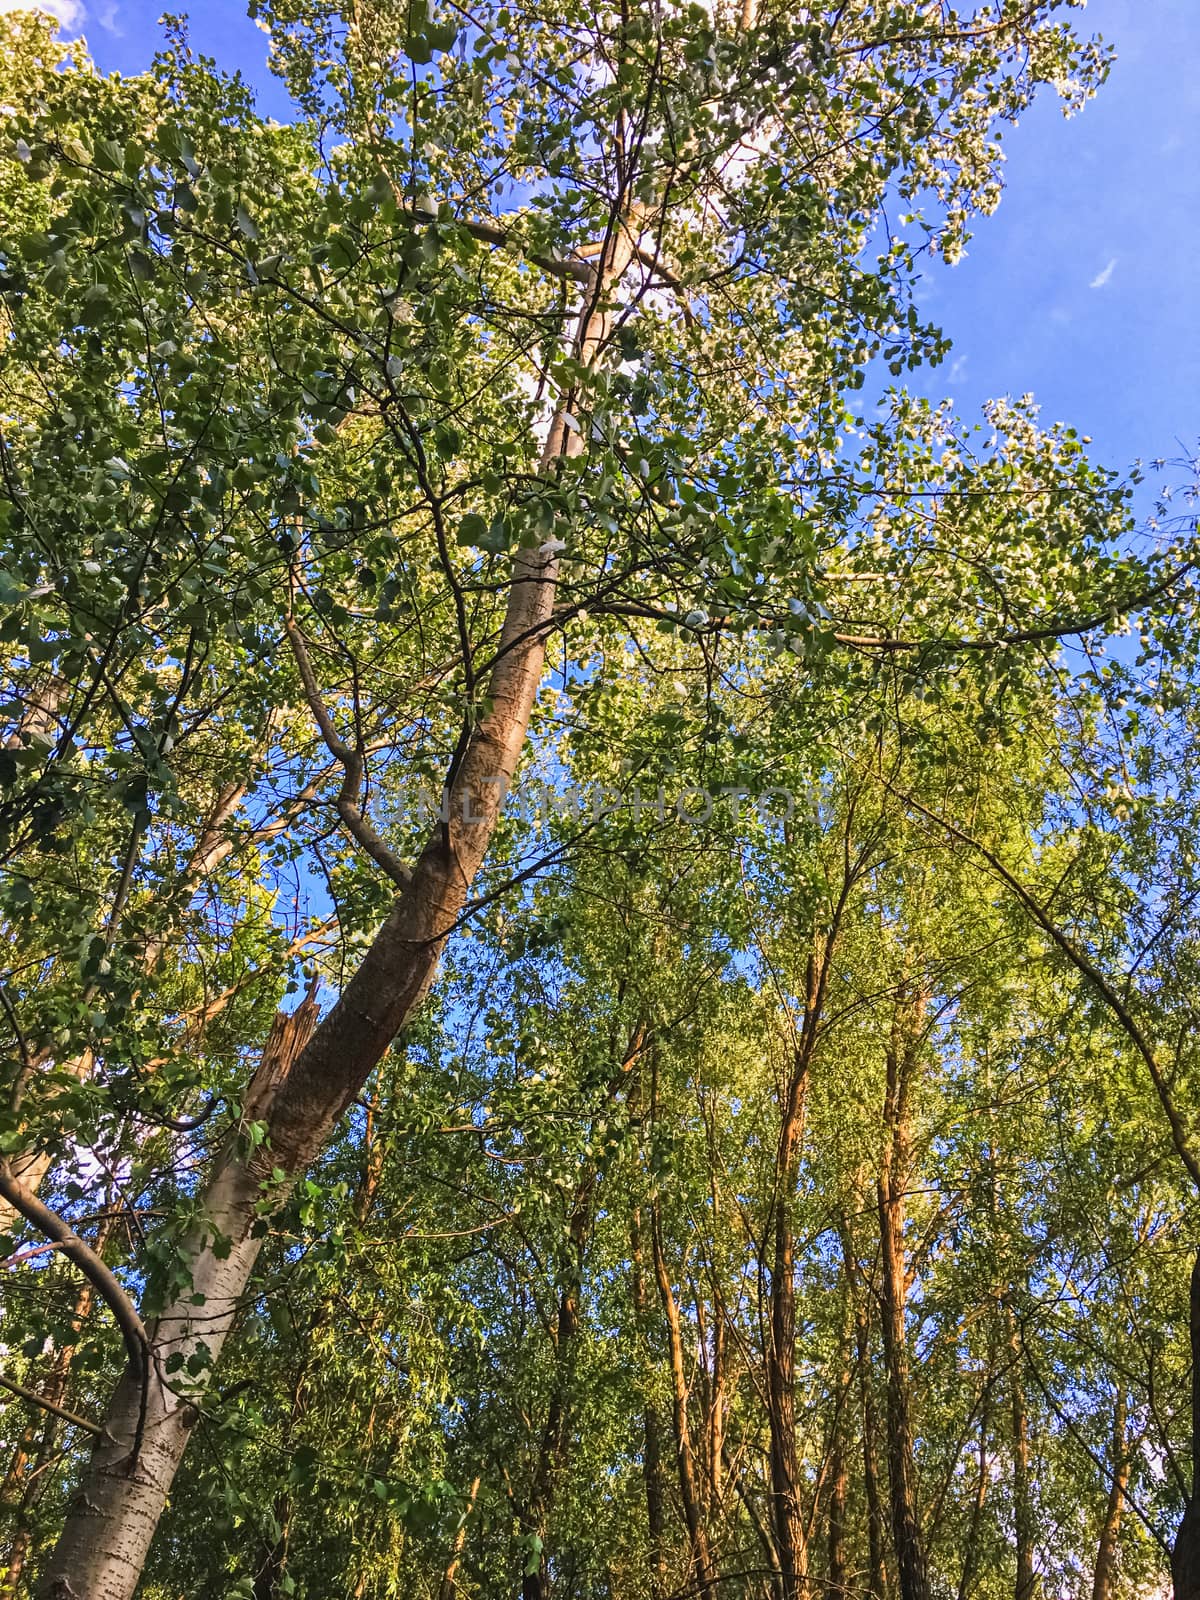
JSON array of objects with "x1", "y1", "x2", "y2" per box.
[{"x1": 17, "y1": 0, "x2": 1199, "y2": 486}]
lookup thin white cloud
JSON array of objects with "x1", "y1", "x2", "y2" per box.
[
  {"x1": 97, "y1": 0, "x2": 119, "y2": 31},
  {"x1": 0, "y1": 0, "x2": 84, "y2": 28},
  {"x1": 1089, "y1": 257, "x2": 1117, "y2": 290}
]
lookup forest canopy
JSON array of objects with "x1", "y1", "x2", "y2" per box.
[{"x1": 1, "y1": 3, "x2": 1199, "y2": 1599}]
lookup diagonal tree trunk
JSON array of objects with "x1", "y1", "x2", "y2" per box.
[
  {"x1": 439, "y1": 1474, "x2": 481, "y2": 1600},
  {"x1": 36, "y1": 237, "x2": 633, "y2": 1600}
]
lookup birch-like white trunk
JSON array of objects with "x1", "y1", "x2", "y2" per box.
[{"x1": 38, "y1": 237, "x2": 631, "y2": 1600}]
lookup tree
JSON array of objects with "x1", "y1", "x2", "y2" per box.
[{"x1": 3, "y1": 4, "x2": 1190, "y2": 1599}]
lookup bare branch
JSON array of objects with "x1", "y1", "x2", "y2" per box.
[{"x1": 283, "y1": 615, "x2": 413, "y2": 888}]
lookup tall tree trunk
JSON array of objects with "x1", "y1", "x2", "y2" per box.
[
  {"x1": 876, "y1": 987, "x2": 930, "y2": 1600},
  {"x1": 838, "y1": 1218, "x2": 887, "y2": 1600},
  {"x1": 707, "y1": 1299, "x2": 727, "y2": 1514},
  {"x1": 252, "y1": 1329, "x2": 317, "y2": 1600},
  {"x1": 955, "y1": 1388, "x2": 992, "y2": 1600},
  {"x1": 650, "y1": 1197, "x2": 716, "y2": 1596},
  {"x1": 1092, "y1": 1389, "x2": 1127, "y2": 1600},
  {"x1": 826, "y1": 1288, "x2": 854, "y2": 1600},
  {"x1": 520, "y1": 1194, "x2": 587, "y2": 1600},
  {"x1": 767, "y1": 954, "x2": 823, "y2": 1600},
  {"x1": 826, "y1": 1432, "x2": 848, "y2": 1600},
  {"x1": 1173, "y1": 1251, "x2": 1200, "y2": 1600},
  {"x1": 694, "y1": 1107, "x2": 723, "y2": 1516},
  {"x1": 631, "y1": 1205, "x2": 667, "y2": 1596},
  {"x1": 440, "y1": 1475, "x2": 481, "y2": 1600},
  {"x1": 518, "y1": 1026, "x2": 642, "y2": 1599},
  {"x1": 1007, "y1": 1315, "x2": 1037, "y2": 1600},
  {"x1": 37, "y1": 240, "x2": 632, "y2": 1600}
]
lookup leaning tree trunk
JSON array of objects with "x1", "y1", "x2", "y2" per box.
[
  {"x1": 439, "y1": 1474, "x2": 481, "y2": 1600},
  {"x1": 37, "y1": 237, "x2": 633, "y2": 1600}
]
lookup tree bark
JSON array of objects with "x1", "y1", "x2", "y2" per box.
[
  {"x1": 518, "y1": 1025, "x2": 642, "y2": 1599},
  {"x1": 955, "y1": 1388, "x2": 992, "y2": 1600},
  {"x1": 767, "y1": 944, "x2": 835, "y2": 1600},
  {"x1": 37, "y1": 239, "x2": 632, "y2": 1600},
  {"x1": 837, "y1": 1218, "x2": 887, "y2": 1600},
  {"x1": 1173, "y1": 1250, "x2": 1200, "y2": 1600},
  {"x1": 440, "y1": 1474, "x2": 481, "y2": 1600},
  {"x1": 876, "y1": 986, "x2": 930, "y2": 1600},
  {"x1": 1092, "y1": 1389, "x2": 1127, "y2": 1600},
  {"x1": 650, "y1": 1197, "x2": 716, "y2": 1596},
  {"x1": 826, "y1": 1288, "x2": 854, "y2": 1600},
  {"x1": 826, "y1": 1429, "x2": 848, "y2": 1600},
  {"x1": 631, "y1": 1205, "x2": 667, "y2": 1596},
  {"x1": 519, "y1": 1194, "x2": 586, "y2": 1600},
  {"x1": 1007, "y1": 1315, "x2": 1037, "y2": 1600}
]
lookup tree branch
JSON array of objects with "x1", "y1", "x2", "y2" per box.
[
  {"x1": 880, "y1": 781, "x2": 1200, "y2": 1196},
  {"x1": 0, "y1": 1162, "x2": 150, "y2": 1373},
  {"x1": 0, "y1": 1371, "x2": 103, "y2": 1438},
  {"x1": 283, "y1": 615, "x2": 413, "y2": 888}
]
